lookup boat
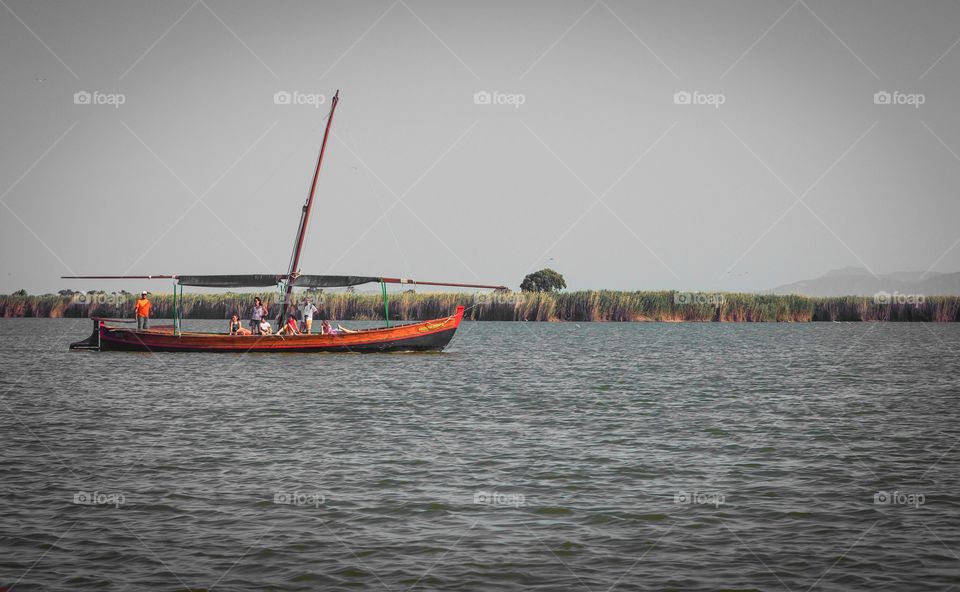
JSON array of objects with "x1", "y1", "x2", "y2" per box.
[
  {"x1": 69, "y1": 303, "x2": 465, "y2": 353},
  {"x1": 65, "y1": 91, "x2": 505, "y2": 353}
]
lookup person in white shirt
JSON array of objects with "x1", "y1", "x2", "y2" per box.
[{"x1": 300, "y1": 298, "x2": 319, "y2": 334}]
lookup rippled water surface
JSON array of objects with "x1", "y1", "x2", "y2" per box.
[{"x1": 2, "y1": 318, "x2": 960, "y2": 591}]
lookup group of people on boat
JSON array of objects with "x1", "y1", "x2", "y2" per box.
[
  {"x1": 131, "y1": 292, "x2": 354, "y2": 336},
  {"x1": 228, "y1": 296, "x2": 355, "y2": 337}
]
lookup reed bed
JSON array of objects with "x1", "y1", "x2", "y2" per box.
[{"x1": 2, "y1": 291, "x2": 959, "y2": 322}]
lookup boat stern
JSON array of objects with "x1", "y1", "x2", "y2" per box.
[{"x1": 70, "y1": 319, "x2": 103, "y2": 350}]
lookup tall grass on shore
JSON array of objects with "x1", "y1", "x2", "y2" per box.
[{"x1": 2, "y1": 290, "x2": 959, "y2": 321}]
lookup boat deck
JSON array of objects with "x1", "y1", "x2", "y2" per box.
[{"x1": 71, "y1": 307, "x2": 465, "y2": 352}]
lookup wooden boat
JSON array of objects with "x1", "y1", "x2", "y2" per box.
[
  {"x1": 70, "y1": 306, "x2": 465, "y2": 353},
  {"x1": 66, "y1": 91, "x2": 503, "y2": 353}
]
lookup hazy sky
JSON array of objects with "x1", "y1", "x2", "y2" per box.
[{"x1": 2, "y1": 0, "x2": 959, "y2": 294}]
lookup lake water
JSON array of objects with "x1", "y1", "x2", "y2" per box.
[{"x1": 2, "y1": 318, "x2": 959, "y2": 591}]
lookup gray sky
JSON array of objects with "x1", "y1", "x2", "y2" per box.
[{"x1": 2, "y1": 0, "x2": 959, "y2": 294}]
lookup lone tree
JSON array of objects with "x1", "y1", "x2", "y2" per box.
[{"x1": 520, "y1": 268, "x2": 566, "y2": 293}]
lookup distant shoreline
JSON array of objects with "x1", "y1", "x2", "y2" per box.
[{"x1": 2, "y1": 291, "x2": 958, "y2": 322}]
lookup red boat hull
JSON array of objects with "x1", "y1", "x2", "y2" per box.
[{"x1": 71, "y1": 306, "x2": 465, "y2": 353}]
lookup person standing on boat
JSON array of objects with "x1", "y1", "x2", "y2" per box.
[
  {"x1": 134, "y1": 291, "x2": 151, "y2": 330},
  {"x1": 300, "y1": 298, "x2": 318, "y2": 334},
  {"x1": 250, "y1": 297, "x2": 268, "y2": 335}
]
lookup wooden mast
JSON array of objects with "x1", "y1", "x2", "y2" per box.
[{"x1": 278, "y1": 90, "x2": 340, "y2": 326}]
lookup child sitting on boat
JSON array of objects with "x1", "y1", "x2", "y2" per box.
[
  {"x1": 258, "y1": 320, "x2": 273, "y2": 335},
  {"x1": 277, "y1": 314, "x2": 301, "y2": 336},
  {"x1": 229, "y1": 314, "x2": 251, "y2": 335}
]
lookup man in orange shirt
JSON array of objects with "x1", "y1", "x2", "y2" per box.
[{"x1": 135, "y1": 291, "x2": 152, "y2": 330}]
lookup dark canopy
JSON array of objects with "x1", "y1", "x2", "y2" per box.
[
  {"x1": 175, "y1": 274, "x2": 282, "y2": 288},
  {"x1": 64, "y1": 273, "x2": 505, "y2": 290},
  {"x1": 174, "y1": 274, "x2": 381, "y2": 288},
  {"x1": 290, "y1": 275, "x2": 381, "y2": 288}
]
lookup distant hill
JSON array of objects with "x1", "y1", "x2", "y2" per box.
[{"x1": 770, "y1": 267, "x2": 960, "y2": 296}]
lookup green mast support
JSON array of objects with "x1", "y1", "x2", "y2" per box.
[
  {"x1": 172, "y1": 281, "x2": 178, "y2": 336},
  {"x1": 178, "y1": 284, "x2": 183, "y2": 334},
  {"x1": 381, "y1": 281, "x2": 390, "y2": 327}
]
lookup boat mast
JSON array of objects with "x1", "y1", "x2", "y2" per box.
[{"x1": 278, "y1": 89, "x2": 339, "y2": 325}]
